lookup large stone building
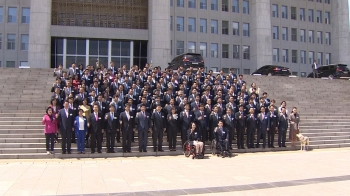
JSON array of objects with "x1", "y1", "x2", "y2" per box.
[{"x1": 0, "y1": 0, "x2": 349, "y2": 77}]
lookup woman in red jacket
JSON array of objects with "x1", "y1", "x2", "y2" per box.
[
  {"x1": 49, "y1": 98, "x2": 60, "y2": 144},
  {"x1": 42, "y1": 107, "x2": 58, "y2": 155}
]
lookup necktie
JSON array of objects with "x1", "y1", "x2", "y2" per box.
[
  {"x1": 143, "y1": 112, "x2": 145, "y2": 118},
  {"x1": 65, "y1": 109, "x2": 68, "y2": 117},
  {"x1": 69, "y1": 104, "x2": 72, "y2": 109},
  {"x1": 228, "y1": 115, "x2": 231, "y2": 121},
  {"x1": 126, "y1": 112, "x2": 129, "y2": 120},
  {"x1": 111, "y1": 112, "x2": 113, "y2": 120}
]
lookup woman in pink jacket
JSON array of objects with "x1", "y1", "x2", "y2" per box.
[{"x1": 42, "y1": 107, "x2": 58, "y2": 155}]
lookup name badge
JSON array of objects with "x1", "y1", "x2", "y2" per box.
[
  {"x1": 231, "y1": 118, "x2": 234, "y2": 121},
  {"x1": 69, "y1": 114, "x2": 72, "y2": 116},
  {"x1": 161, "y1": 116, "x2": 164, "y2": 118},
  {"x1": 84, "y1": 119, "x2": 86, "y2": 121},
  {"x1": 147, "y1": 116, "x2": 149, "y2": 118},
  {"x1": 296, "y1": 117, "x2": 299, "y2": 119},
  {"x1": 74, "y1": 108, "x2": 76, "y2": 110},
  {"x1": 103, "y1": 107, "x2": 105, "y2": 109},
  {"x1": 114, "y1": 117, "x2": 117, "y2": 119},
  {"x1": 265, "y1": 117, "x2": 267, "y2": 119},
  {"x1": 190, "y1": 115, "x2": 192, "y2": 117},
  {"x1": 98, "y1": 117, "x2": 101, "y2": 119},
  {"x1": 132, "y1": 108, "x2": 135, "y2": 110},
  {"x1": 119, "y1": 106, "x2": 121, "y2": 108},
  {"x1": 204, "y1": 115, "x2": 207, "y2": 117},
  {"x1": 53, "y1": 118, "x2": 55, "y2": 120},
  {"x1": 131, "y1": 116, "x2": 134, "y2": 118}
]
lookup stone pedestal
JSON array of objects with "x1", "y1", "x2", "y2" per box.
[
  {"x1": 148, "y1": 0, "x2": 171, "y2": 70},
  {"x1": 251, "y1": 0, "x2": 272, "y2": 69},
  {"x1": 331, "y1": 0, "x2": 350, "y2": 65},
  {"x1": 28, "y1": 0, "x2": 52, "y2": 68}
]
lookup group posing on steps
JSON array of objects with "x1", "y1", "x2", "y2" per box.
[{"x1": 41, "y1": 62, "x2": 300, "y2": 155}]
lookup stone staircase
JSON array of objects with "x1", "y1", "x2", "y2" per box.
[{"x1": 0, "y1": 68, "x2": 349, "y2": 159}]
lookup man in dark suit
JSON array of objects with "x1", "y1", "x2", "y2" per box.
[
  {"x1": 119, "y1": 104, "x2": 134, "y2": 153},
  {"x1": 190, "y1": 95, "x2": 200, "y2": 112},
  {"x1": 257, "y1": 107, "x2": 270, "y2": 148},
  {"x1": 88, "y1": 104, "x2": 104, "y2": 153},
  {"x1": 194, "y1": 104, "x2": 208, "y2": 142},
  {"x1": 209, "y1": 106, "x2": 220, "y2": 141},
  {"x1": 57, "y1": 101, "x2": 74, "y2": 154},
  {"x1": 246, "y1": 108, "x2": 257, "y2": 149},
  {"x1": 224, "y1": 108, "x2": 235, "y2": 150},
  {"x1": 104, "y1": 105, "x2": 119, "y2": 153},
  {"x1": 151, "y1": 104, "x2": 166, "y2": 152},
  {"x1": 214, "y1": 121, "x2": 230, "y2": 153},
  {"x1": 179, "y1": 104, "x2": 193, "y2": 145},
  {"x1": 235, "y1": 105, "x2": 245, "y2": 149},
  {"x1": 278, "y1": 107, "x2": 288, "y2": 147},
  {"x1": 135, "y1": 104, "x2": 151, "y2": 152},
  {"x1": 267, "y1": 105, "x2": 278, "y2": 148}
]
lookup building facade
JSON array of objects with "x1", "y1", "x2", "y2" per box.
[{"x1": 0, "y1": 0, "x2": 349, "y2": 77}]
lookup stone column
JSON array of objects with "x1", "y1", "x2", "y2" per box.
[
  {"x1": 28, "y1": 0, "x2": 52, "y2": 68},
  {"x1": 331, "y1": 0, "x2": 350, "y2": 65},
  {"x1": 251, "y1": 0, "x2": 272, "y2": 69},
  {"x1": 148, "y1": 0, "x2": 171, "y2": 70}
]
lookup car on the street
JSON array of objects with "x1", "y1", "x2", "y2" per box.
[
  {"x1": 167, "y1": 53, "x2": 205, "y2": 71},
  {"x1": 251, "y1": 65, "x2": 291, "y2": 76},
  {"x1": 307, "y1": 64, "x2": 350, "y2": 79}
]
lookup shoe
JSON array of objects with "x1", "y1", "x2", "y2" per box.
[
  {"x1": 238, "y1": 147, "x2": 241, "y2": 149},
  {"x1": 62, "y1": 151, "x2": 66, "y2": 154},
  {"x1": 68, "y1": 151, "x2": 72, "y2": 154},
  {"x1": 97, "y1": 151, "x2": 102, "y2": 153},
  {"x1": 117, "y1": 140, "x2": 121, "y2": 143},
  {"x1": 229, "y1": 147, "x2": 233, "y2": 150},
  {"x1": 139, "y1": 150, "x2": 142, "y2": 152},
  {"x1": 91, "y1": 151, "x2": 95, "y2": 154},
  {"x1": 111, "y1": 151, "x2": 116, "y2": 153},
  {"x1": 47, "y1": 151, "x2": 50, "y2": 155},
  {"x1": 271, "y1": 146, "x2": 275, "y2": 148},
  {"x1": 282, "y1": 145, "x2": 287, "y2": 148},
  {"x1": 241, "y1": 147, "x2": 245, "y2": 149},
  {"x1": 123, "y1": 151, "x2": 127, "y2": 153},
  {"x1": 51, "y1": 151, "x2": 55, "y2": 154},
  {"x1": 173, "y1": 149, "x2": 176, "y2": 151},
  {"x1": 128, "y1": 151, "x2": 132, "y2": 153},
  {"x1": 82, "y1": 151, "x2": 85, "y2": 154},
  {"x1": 158, "y1": 149, "x2": 164, "y2": 152},
  {"x1": 263, "y1": 146, "x2": 265, "y2": 149}
]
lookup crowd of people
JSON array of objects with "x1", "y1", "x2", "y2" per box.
[{"x1": 41, "y1": 62, "x2": 301, "y2": 156}]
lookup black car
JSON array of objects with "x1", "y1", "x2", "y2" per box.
[
  {"x1": 307, "y1": 64, "x2": 350, "y2": 79},
  {"x1": 167, "y1": 53, "x2": 205, "y2": 70},
  {"x1": 251, "y1": 65, "x2": 291, "y2": 76}
]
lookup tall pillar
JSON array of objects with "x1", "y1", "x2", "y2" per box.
[
  {"x1": 148, "y1": 0, "x2": 171, "y2": 70},
  {"x1": 331, "y1": 0, "x2": 350, "y2": 65},
  {"x1": 251, "y1": 0, "x2": 272, "y2": 69},
  {"x1": 28, "y1": 0, "x2": 52, "y2": 68}
]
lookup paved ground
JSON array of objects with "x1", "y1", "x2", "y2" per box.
[{"x1": 0, "y1": 148, "x2": 349, "y2": 196}]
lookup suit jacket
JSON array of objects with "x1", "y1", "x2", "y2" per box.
[
  {"x1": 74, "y1": 116, "x2": 88, "y2": 132},
  {"x1": 179, "y1": 110, "x2": 193, "y2": 131},
  {"x1": 214, "y1": 127, "x2": 229, "y2": 141},
  {"x1": 223, "y1": 113, "x2": 235, "y2": 131},
  {"x1": 57, "y1": 108, "x2": 74, "y2": 132},
  {"x1": 194, "y1": 110, "x2": 208, "y2": 128},
  {"x1": 63, "y1": 87, "x2": 76, "y2": 99},
  {"x1": 209, "y1": 113, "x2": 221, "y2": 132},
  {"x1": 53, "y1": 70, "x2": 63, "y2": 77},
  {"x1": 188, "y1": 130, "x2": 201, "y2": 141},
  {"x1": 257, "y1": 113, "x2": 270, "y2": 131},
  {"x1": 135, "y1": 111, "x2": 151, "y2": 130},
  {"x1": 67, "y1": 68, "x2": 79, "y2": 78},
  {"x1": 190, "y1": 102, "x2": 200, "y2": 111},
  {"x1": 246, "y1": 114, "x2": 257, "y2": 131},
  {"x1": 289, "y1": 113, "x2": 300, "y2": 131},
  {"x1": 88, "y1": 112, "x2": 104, "y2": 133},
  {"x1": 105, "y1": 112, "x2": 119, "y2": 133},
  {"x1": 151, "y1": 111, "x2": 166, "y2": 131},
  {"x1": 119, "y1": 112, "x2": 134, "y2": 132},
  {"x1": 167, "y1": 114, "x2": 179, "y2": 130},
  {"x1": 278, "y1": 113, "x2": 289, "y2": 131},
  {"x1": 267, "y1": 111, "x2": 278, "y2": 129}
]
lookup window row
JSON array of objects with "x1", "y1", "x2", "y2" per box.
[
  {"x1": 0, "y1": 34, "x2": 29, "y2": 50},
  {"x1": 0, "y1": 61, "x2": 28, "y2": 68},
  {"x1": 309, "y1": 0, "x2": 331, "y2": 4},
  {"x1": 174, "y1": 41, "x2": 250, "y2": 60},
  {"x1": 272, "y1": 48, "x2": 331, "y2": 65},
  {"x1": 172, "y1": 17, "x2": 250, "y2": 36},
  {"x1": 171, "y1": 0, "x2": 250, "y2": 14},
  {"x1": 272, "y1": 27, "x2": 331, "y2": 44},
  {"x1": 0, "y1": 7, "x2": 30, "y2": 23},
  {"x1": 271, "y1": 5, "x2": 330, "y2": 24}
]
